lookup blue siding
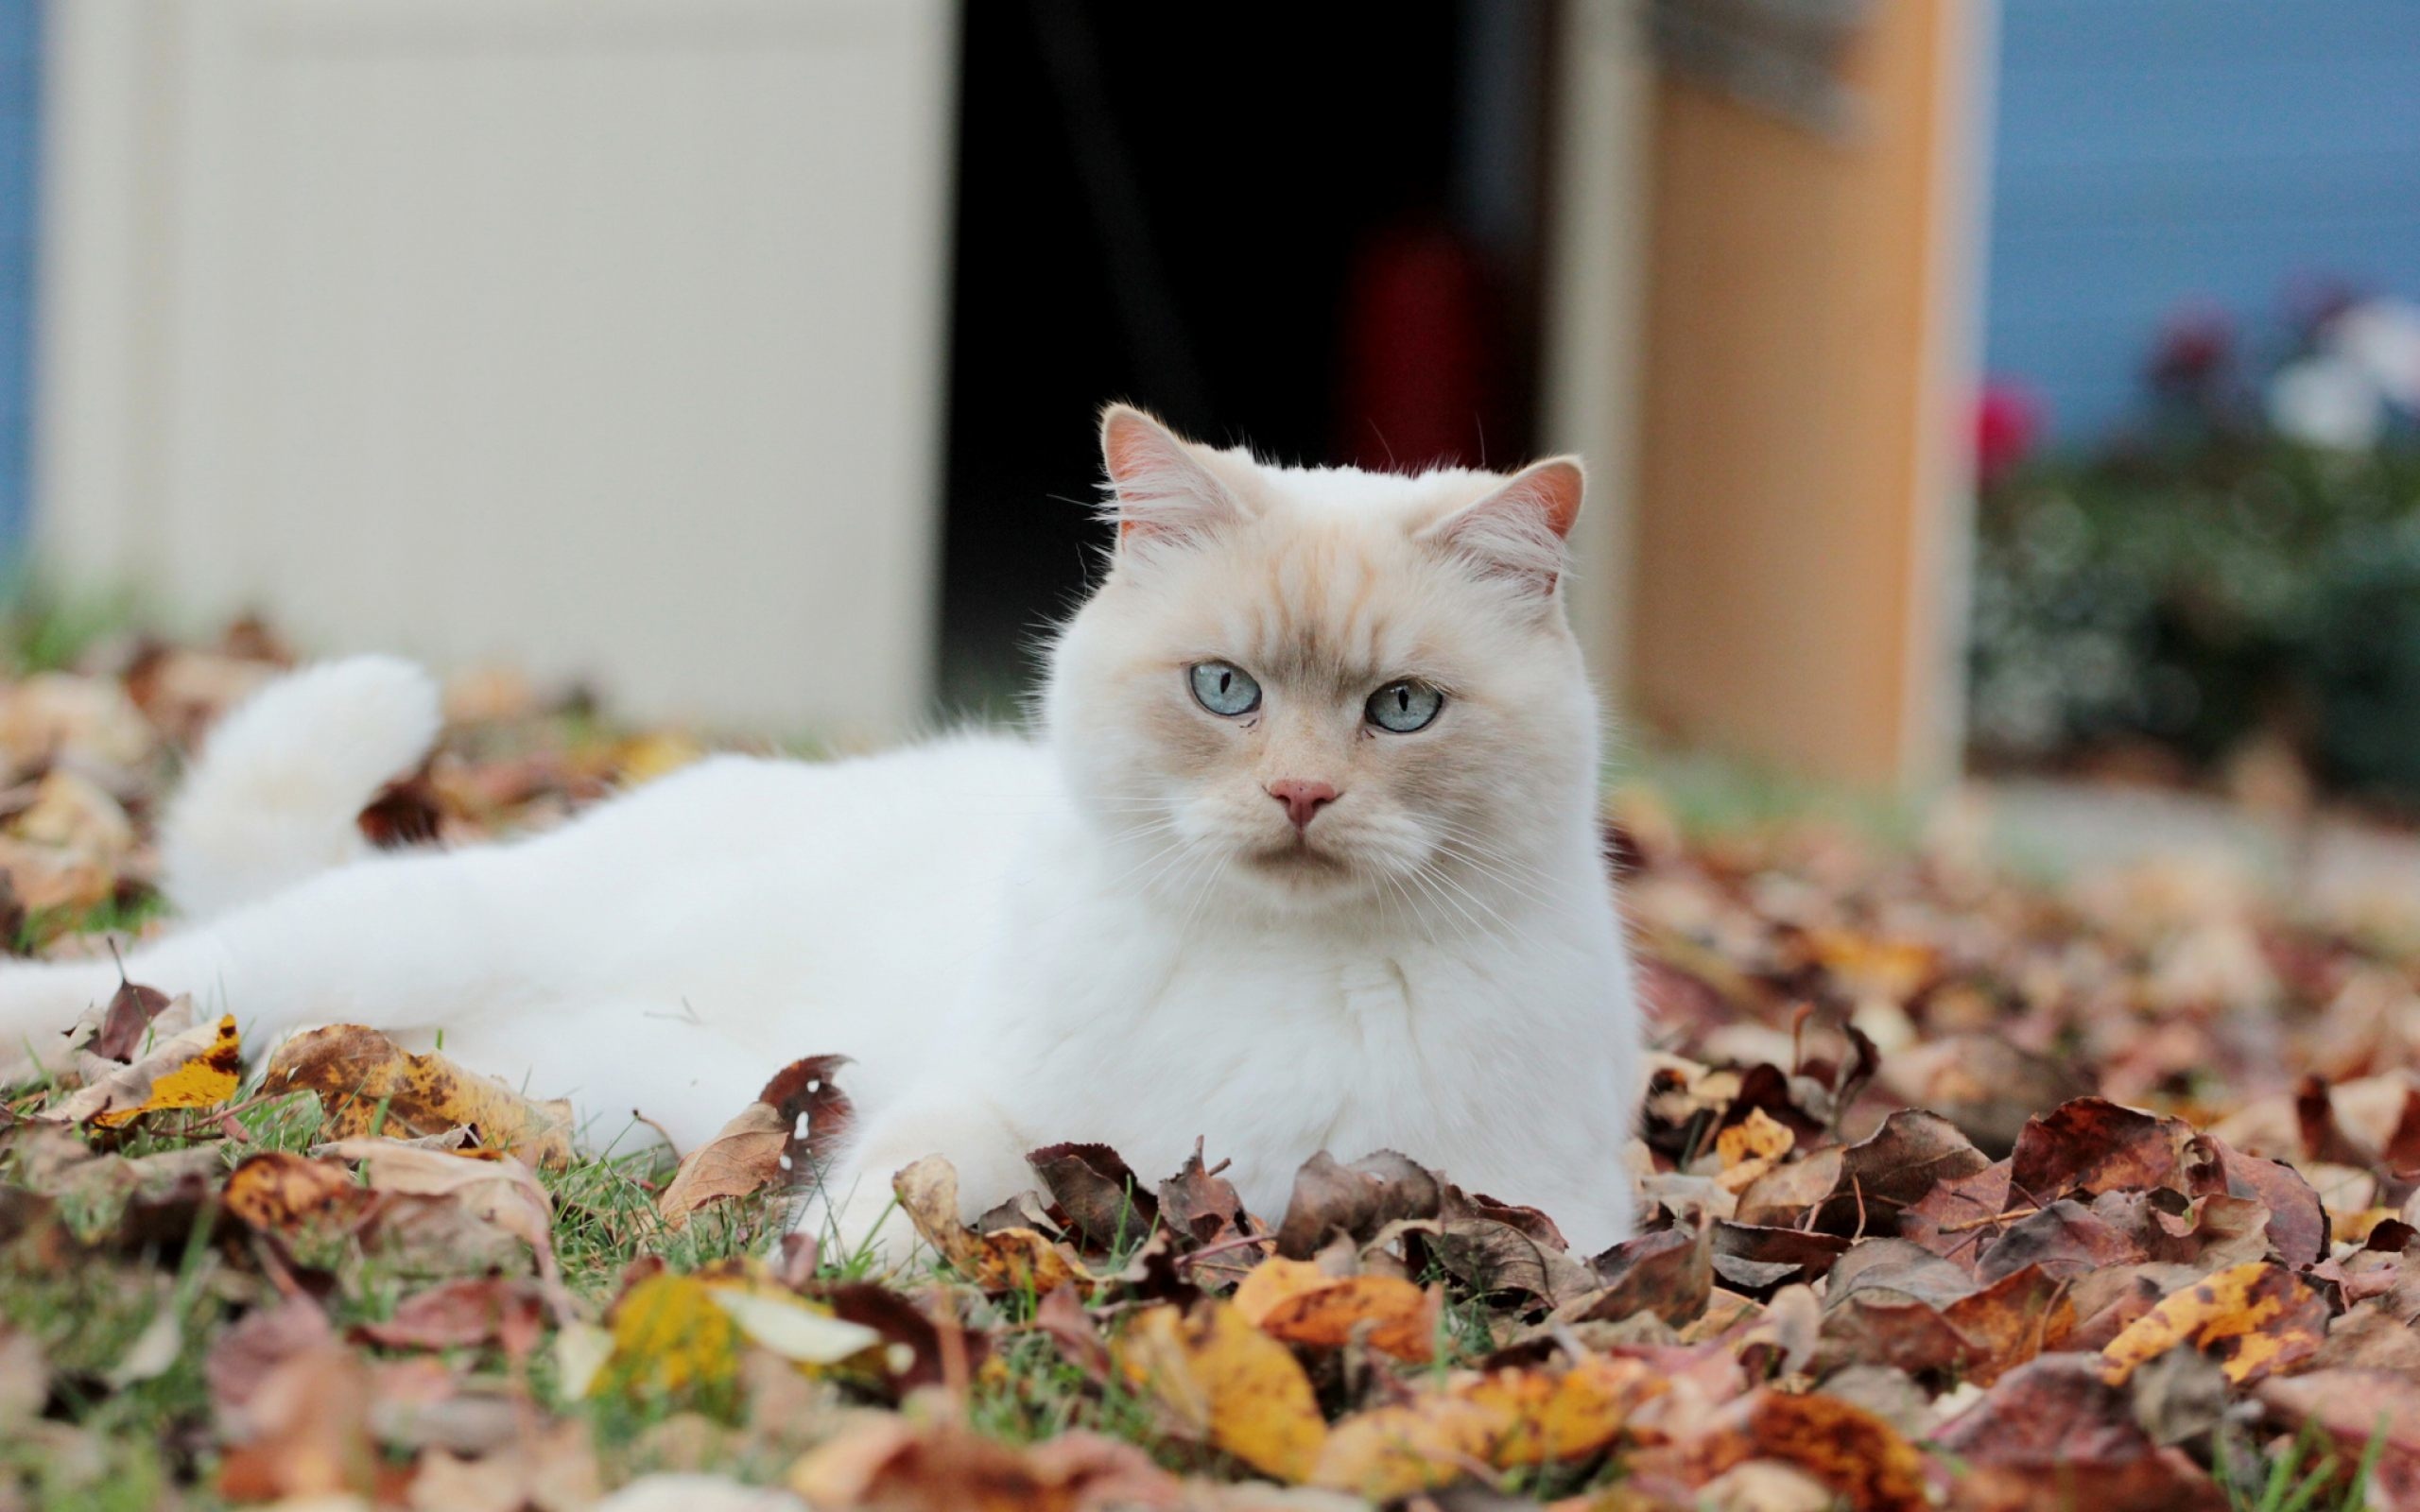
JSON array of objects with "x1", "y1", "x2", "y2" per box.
[
  {"x1": 1985, "y1": 0, "x2": 2420, "y2": 441},
  {"x1": 0, "y1": 0, "x2": 32, "y2": 557}
]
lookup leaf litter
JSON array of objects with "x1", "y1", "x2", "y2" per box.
[{"x1": 2, "y1": 623, "x2": 2420, "y2": 1507}]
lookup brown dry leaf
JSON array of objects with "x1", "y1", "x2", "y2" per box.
[
  {"x1": 1121, "y1": 1300, "x2": 1327, "y2": 1481},
  {"x1": 791, "y1": 1415, "x2": 1184, "y2": 1512},
  {"x1": 1936, "y1": 1356, "x2": 2226, "y2": 1512},
  {"x1": 41, "y1": 1009, "x2": 239, "y2": 1127},
  {"x1": 658, "y1": 1101, "x2": 786, "y2": 1230},
  {"x1": 1272, "y1": 1149, "x2": 1442, "y2": 1260},
  {"x1": 1029, "y1": 1141, "x2": 1159, "y2": 1252},
  {"x1": 315, "y1": 1136, "x2": 553, "y2": 1260},
  {"x1": 1423, "y1": 1210, "x2": 1600, "y2": 1308},
  {"x1": 214, "y1": 1343, "x2": 383, "y2": 1503},
  {"x1": 893, "y1": 1154, "x2": 1086, "y2": 1295},
  {"x1": 263, "y1": 1023, "x2": 574, "y2": 1167},
  {"x1": 2098, "y1": 1260, "x2": 2329, "y2": 1385},
  {"x1": 90, "y1": 973, "x2": 173, "y2": 1064},
  {"x1": 1231, "y1": 1255, "x2": 1438, "y2": 1362},
  {"x1": 10, "y1": 768, "x2": 136, "y2": 861},
  {"x1": 355, "y1": 1277, "x2": 546, "y2": 1356},
  {"x1": 2009, "y1": 1099, "x2": 2214, "y2": 1208},
  {"x1": 1155, "y1": 1138, "x2": 1253, "y2": 1247},
  {"x1": 1811, "y1": 1108, "x2": 1990, "y2": 1235},
  {"x1": 1568, "y1": 1221, "x2": 1713, "y2": 1327},
  {"x1": 1819, "y1": 1252, "x2": 2072, "y2": 1385},
  {"x1": 409, "y1": 1418, "x2": 600, "y2": 1512}
]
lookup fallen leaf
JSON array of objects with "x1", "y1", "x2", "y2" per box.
[
  {"x1": 1122, "y1": 1300, "x2": 1327, "y2": 1481},
  {"x1": 207, "y1": 1299, "x2": 336, "y2": 1426},
  {"x1": 263, "y1": 1023, "x2": 574, "y2": 1167},
  {"x1": 657, "y1": 1102, "x2": 786, "y2": 1230},
  {"x1": 1683, "y1": 1389, "x2": 1930, "y2": 1512},
  {"x1": 1717, "y1": 1108, "x2": 1794, "y2": 1169},
  {"x1": 1568, "y1": 1221, "x2": 1713, "y2": 1327},
  {"x1": 222, "y1": 1150, "x2": 369, "y2": 1235},
  {"x1": 354, "y1": 1278, "x2": 546, "y2": 1356},
  {"x1": 1272, "y1": 1150, "x2": 1441, "y2": 1260},
  {"x1": 892, "y1": 1155, "x2": 1085, "y2": 1295},
  {"x1": 315, "y1": 1136, "x2": 554, "y2": 1263},
  {"x1": 1231, "y1": 1255, "x2": 1438, "y2": 1361},
  {"x1": 2098, "y1": 1261, "x2": 2329, "y2": 1385},
  {"x1": 42, "y1": 1010, "x2": 239, "y2": 1127},
  {"x1": 90, "y1": 973, "x2": 172, "y2": 1064},
  {"x1": 789, "y1": 1416, "x2": 1181, "y2": 1512},
  {"x1": 708, "y1": 1287, "x2": 882, "y2": 1366},
  {"x1": 2008, "y1": 1099, "x2": 2215, "y2": 1210},
  {"x1": 1935, "y1": 1355, "x2": 2225, "y2": 1512},
  {"x1": 596, "y1": 1272, "x2": 743, "y2": 1403},
  {"x1": 1309, "y1": 1395, "x2": 1504, "y2": 1502},
  {"x1": 214, "y1": 1344, "x2": 382, "y2": 1503},
  {"x1": 1029, "y1": 1142, "x2": 1158, "y2": 1252},
  {"x1": 1155, "y1": 1138, "x2": 1252, "y2": 1247}
]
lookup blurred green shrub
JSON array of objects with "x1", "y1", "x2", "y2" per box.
[{"x1": 1968, "y1": 443, "x2": 2420, "y2": 799}]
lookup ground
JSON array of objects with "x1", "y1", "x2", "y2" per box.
[{"x1": 3, "y1": 622, "x2": 2419, "y2": 1511}]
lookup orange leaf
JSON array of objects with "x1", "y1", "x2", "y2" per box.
[{"x1": 1232, "y1": 1255, "x2": 1438, "y2": 1361}]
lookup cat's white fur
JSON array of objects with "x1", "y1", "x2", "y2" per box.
[{"x1": 0, "y1": 408, "x2": 1643, "y2": 1257}]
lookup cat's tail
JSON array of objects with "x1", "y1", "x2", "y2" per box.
[{"x1": 159, "y1": 655, "x2": 442, "y2": 919}]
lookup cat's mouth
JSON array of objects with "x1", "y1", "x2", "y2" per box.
[{"x1": 1244, "y1": 833, "x2": 1354, "y2": 878}]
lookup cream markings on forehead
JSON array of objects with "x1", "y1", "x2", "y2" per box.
[{"x1": 1213, "y1": 590, "x2": 1442, "y2": 703}]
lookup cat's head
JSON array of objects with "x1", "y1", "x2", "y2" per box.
[{"x1": 1045, "y1": 405, "x2": 1604, "y2": 923}]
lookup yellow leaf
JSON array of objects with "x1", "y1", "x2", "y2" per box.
[
  {"x1": 262, "y1": 1024, "x2": 574, "y2": 1167},
  {"x1": 1122, "y1": 1302, "x2": 1326, "y2": 1481},
  {"x1": 1308, "y1": 1356, "x2": 1663, "y2": 1499},
  {"x1": 1231, "y1": 1256, "x2": 1330, "y2": 1322},
  {"x1": 66, "y1": 1014, "x2": 242, "y2": 1128},
  {"x1": 617, "y1": 732, "x2": 705, "y2": 785},
  {"x1": 1716, "y1": 1108, "x2": 1794, "y2": 1169},
  {"x1": 595, "y1": 1273, "x2": 740, "y2": 1401},
  {"x1": 1312, "y1": 1397, "x2": 1504, "y2": 1502},
  {"x1": 2099, "y1": 1261, "x2": 2328, "y2": 1385},
  {"x1": 1462, "y1": 1354, "x2": 1663, "y2": 1466}
]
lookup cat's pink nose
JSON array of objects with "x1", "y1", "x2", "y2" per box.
[{"x1": 1267, "y1": 779, "x2": 1339, "y2": 830}]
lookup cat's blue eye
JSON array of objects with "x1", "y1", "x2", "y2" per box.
[
  {"x1": 1189, "y1": 661, "x2": 1262, "y2": 717},
  {"x1": 1366, "y1": 679, "x2": 1444, "y2": 733}
]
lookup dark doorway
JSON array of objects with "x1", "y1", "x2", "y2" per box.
[{"x1": 937, "y1": 0, "x2": 1555, "y2": 709}]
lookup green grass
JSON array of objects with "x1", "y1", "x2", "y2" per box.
[
  {"x1": 0, "y1": 583, "x2": 140, "y2": 677},
  {"x1": 1619, "y1": 746, "x2": 1926, "y2": 846},
  {"x1": 2219, "y1": 1419, "x2": 2387, "y2": 1512}
]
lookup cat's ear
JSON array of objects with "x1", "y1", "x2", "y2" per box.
[
  {"x1": 1420, "y1": 457, "x2": 1585, "y2": 595},
  {"x1": 1099, "y1": 404, "x2": 1245, "y2": 553}
]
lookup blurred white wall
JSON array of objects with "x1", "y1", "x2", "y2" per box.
[{"x1": 37, "y1": 0, "x2": 957, "y2": 740}]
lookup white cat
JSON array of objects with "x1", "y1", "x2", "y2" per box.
[{"x1": 0, "y1": 407, "x2": 1643, "y2": 1257}]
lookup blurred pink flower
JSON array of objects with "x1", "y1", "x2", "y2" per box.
[{"x1": 1975, "y1": 381, "x2": 2044, "y2": 486}]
